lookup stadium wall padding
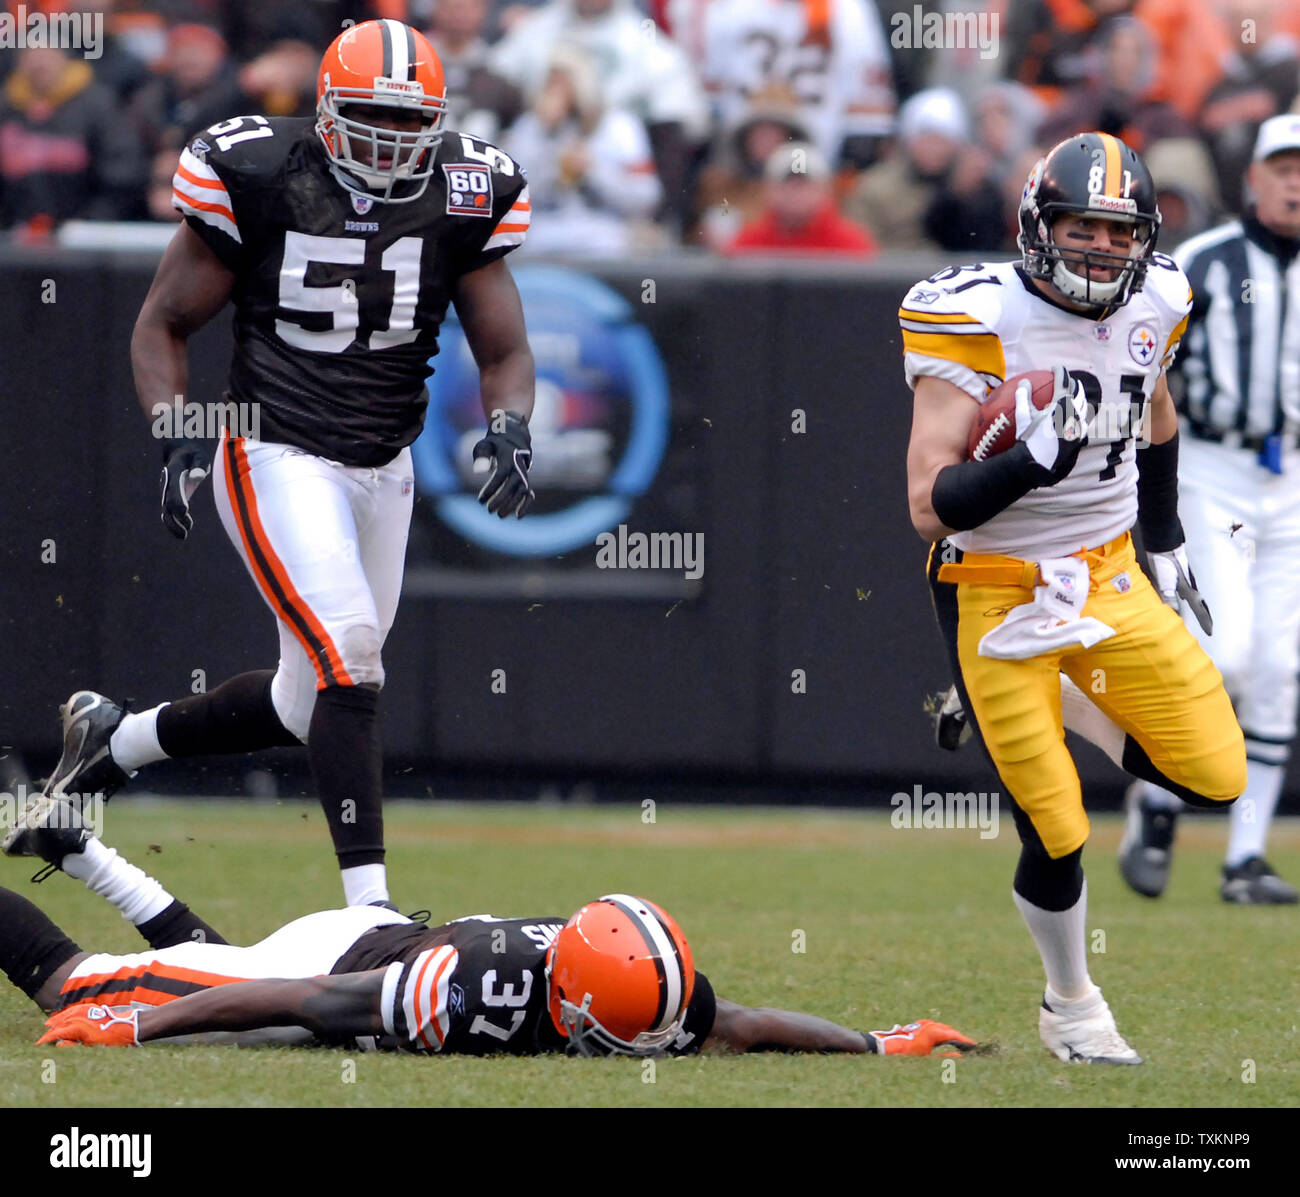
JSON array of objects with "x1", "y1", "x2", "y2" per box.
[{"x1": 0, "y1": 248, "x2": 1282, "y2": 806}]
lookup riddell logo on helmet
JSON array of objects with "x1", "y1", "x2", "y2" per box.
[{"x1": 1087, "y1": 194, "x2": 1137, "y2": 215}]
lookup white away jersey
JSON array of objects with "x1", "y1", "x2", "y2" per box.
[
  {"x1": 675, "y1": 0, "x2": 895, "y2": 161},
  {"x1": 900, "y1": 257, "x2": 1193, "y2": 560}
]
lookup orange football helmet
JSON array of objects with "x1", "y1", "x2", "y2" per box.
[
  {"x1": 315, "y1": 18, "x2": 447, "y2": 204},
  {"x1": 545, "y1": 894, "x2": 695, "y2": 1056}
]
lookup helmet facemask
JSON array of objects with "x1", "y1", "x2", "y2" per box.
[
  {"x1": 317, "y1": 80, "x2": 446, "y2": 204},
  {"x1": 1029, "y1": 205, "x2": 1157, "y2": 310},
  {"x1": 554, "y1": 991, "x2": 682, "y2": 1058}
]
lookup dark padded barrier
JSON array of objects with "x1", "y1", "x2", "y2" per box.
[{"x1": 0, "y1": 247, "x2": 1286, "y2": 808}]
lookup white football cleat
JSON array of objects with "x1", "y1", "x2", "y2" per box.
[{"x1": 1039, "y1": 983, "x2": 1142, "y2": 1065}]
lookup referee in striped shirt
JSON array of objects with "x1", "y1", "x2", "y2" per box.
[{"x1": 1120, "y1": 113, "x2": 1300, "y2": 904}]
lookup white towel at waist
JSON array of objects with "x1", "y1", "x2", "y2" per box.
[{"x1": 978, "y1": 556, "x2": 1116, "y2": 660}]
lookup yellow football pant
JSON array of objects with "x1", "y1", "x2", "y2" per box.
[{"x1": 928, "y1": 533, "x2": 1245, "y2": 858}]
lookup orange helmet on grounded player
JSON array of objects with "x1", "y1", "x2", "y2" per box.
[
  {"x1": 315, "y1": 19, "x2": 447, "y2": 204},
  {"x1": 544, "y1": 894, "x2": 695, "y2": 1056}
]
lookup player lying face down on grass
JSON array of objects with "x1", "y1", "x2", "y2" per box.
[{"x1": 1, "y1": 798, "x2": 975, "y2": 1058}]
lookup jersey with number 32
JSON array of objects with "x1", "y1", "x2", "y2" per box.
[
  {"x1": 900, "y1": 257, "x2": 1192, "y2": 559},
  {"x1": 171, "y1": 115, "x2": 530, "y2": 467}
]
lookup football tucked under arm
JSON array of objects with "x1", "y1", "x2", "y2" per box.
[
  {"x1": 913, "y1": 370, "x2": 1089, "y2": 537},
  {"x1": 39, "y1": 971, "x2": 388, "y2": 1047}
]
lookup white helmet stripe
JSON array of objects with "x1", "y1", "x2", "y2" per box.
[
  {"x1": 383, "y1": 18, "x2": 410, "y2": 80},
  {"x1": 600, "y1": 894, "x2": 684, "y2": 1033}
]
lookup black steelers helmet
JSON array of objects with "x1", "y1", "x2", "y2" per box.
[{"x1": 1018, "y1": 132, "x2": 1161, "y2": 312}]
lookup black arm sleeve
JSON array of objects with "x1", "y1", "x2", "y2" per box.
[
  {"x1": 931, "y1": 442, "x2": 1040, "y2": 532},
  {"x1": 1136, "y1": 432, "x2": 1184, "y2": 553}
]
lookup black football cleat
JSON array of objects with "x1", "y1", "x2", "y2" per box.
[
  {"x1": 1118, "y1": 782, "x2": 1178, "y2": 898},
  {"x1": 1220, "y1": 857, "x2": 1299, "y2": 905},
  {"x1": 1, "y1": 792, "x2": 92, "y2": 871},
  {"x1": 933, "y1": 685, "x2": 973, "y2": 751},
  {"x1": 46, "y1": 691, "x2": 133, "y2": 804}
]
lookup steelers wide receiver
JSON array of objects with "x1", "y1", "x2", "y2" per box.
[{"x1": 901, "y1": 132, "x2": 1245, "y2": 1064}]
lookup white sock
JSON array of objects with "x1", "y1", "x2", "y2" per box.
[
  {"x1": 109, "y1": 704, "x2": 170, "y2": 772},
  {"x1": 62, "y1": 839, "x2": 173, "y2": 925},
  {"x1": 1013, "y1": 880, "x2": 1091, "y2": 1000},
  {"x1": 1225, "y1": 759, "x2": 1285, "y2": 867},
  {"x1": 1059, "y1": 676, "x2": 1125, "y2": 767},
  {"x1": 1140, "y1": 781, "x2": 1184, "y2": 813},
  {"x1": 340, "y1": 863, "x2": 388, "y2": 907}
]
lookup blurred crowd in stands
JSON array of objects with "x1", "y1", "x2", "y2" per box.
[{"x1": 0, "y1": 0, "x2": 1297, "y2": 256}]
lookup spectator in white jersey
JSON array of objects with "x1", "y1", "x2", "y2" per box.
[
  {"x1": 490, "y1": 0, "x2": 708, "y2": 229},
  {"x1": 499, "y1": 42, "x2": 662, "y2": 255},
  {"x1": 1119, "y1": 114, "x2": 1300, "y2": 904},
  {"x1": 665, "y1": 0, "x2": 895, "y2": 171}
]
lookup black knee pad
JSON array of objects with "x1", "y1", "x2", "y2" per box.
[{"x1": 1014, "y1": 844, "x2": 1084, "y2": 912}]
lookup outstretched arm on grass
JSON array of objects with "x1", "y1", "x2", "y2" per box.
[{"x1": 706, "y1": 998, "x2": 977, "y2": 1057}]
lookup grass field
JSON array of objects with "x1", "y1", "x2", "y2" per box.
[{"x1": 1, "y1": 799, "x2": 1297, "y2": 1108}]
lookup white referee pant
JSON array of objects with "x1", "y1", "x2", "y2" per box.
[
  {"x1": 212, "y1": 433, "x2": 415, "y2": 741},
  {"x1": 1179, "y1": 434, "x2": 1300, "y2": 764}
]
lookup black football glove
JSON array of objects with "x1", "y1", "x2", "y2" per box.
[
  {"x1": 160, "y1": 437, "x2": 210, "y2": 540},
  {"x1": 472, "y1": 410, "x2": 535, "y2": 518}
]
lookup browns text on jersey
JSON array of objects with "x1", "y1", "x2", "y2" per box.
[{"x1": 173, "y1": 117, "x2": 531, "y2": 467}]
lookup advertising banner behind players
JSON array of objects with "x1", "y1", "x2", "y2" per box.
[{"x1": 410, "y1": 265, "x2": 697, "y2": 588}]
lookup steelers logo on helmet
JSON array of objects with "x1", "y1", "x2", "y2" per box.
[
  {"x1": 543, "y1": 893, "x2": 695, "y2": 1057},
  {"x1": 315, "y1": 18, "x2": 448, "y2": 205},
  {"x1": 1017, "y1": 131, "x2": 1161, "y2": 314}
]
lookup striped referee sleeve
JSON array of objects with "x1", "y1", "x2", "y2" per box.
[
  {"x1": 380, "y1": 946, "x2": 458, "y2": 1052},
  {"x1": 171, "y1": 147, "x2": 240, "y2": 245},
  {"x1": 483, "y1": 183, "x2": 530, "y2": 254}
]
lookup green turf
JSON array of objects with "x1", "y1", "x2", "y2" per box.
[{"x1": 2, "y1": 800, "x2": 1297, "y2": 1107}]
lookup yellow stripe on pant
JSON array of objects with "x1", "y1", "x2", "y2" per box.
[{"x1": 930, "y1": 533, "x2": 1245, "y2": 858}]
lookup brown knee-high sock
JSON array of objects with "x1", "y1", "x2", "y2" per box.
[{"x1": 308, "y1": 684, "x2": 384, "y2": 869}]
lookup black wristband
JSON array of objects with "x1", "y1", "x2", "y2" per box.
[
  {"x1": 1136, "y1": 432, "x2": 1184, "y2": 553},
  {"x1": 931, "y1": 442, "x2": 1040, "y2": 532},
  {"x1": 860, "y1": 1031, "x2": 879, "y2": 1054}
]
